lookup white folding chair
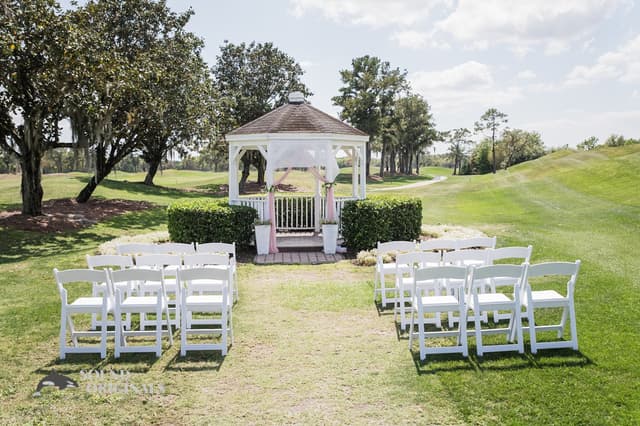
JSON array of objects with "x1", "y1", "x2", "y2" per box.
[
  {"x1": 486, "y1": 246, "x2": 533, "y2": 321},
  {"x1": 178, "y1": 267, "x2": 233, "y2": 356},
  {"x1": 116, "y1": 243, "x2": 157, "y2": 255},
  {"x1": 409, "y1": 266, "x2": 469, "y2": 360},
  {"x1": 195, "y1": 242, "x2": 238, "y2": 301},
  {"x1": 86, "y1": 254, "x2": 134, "y2": 330},
  {"x1": 467, "y1": 264, "x2": 528, "y2": 356},
  {"x1": 442, "y1": 249, "x2": 491, "y2": 325},
  {"x1": 183, "y1": 253, "x2": 232, "y2": 327},
  {"x1": 110, "y1": 268, "x2": 173, "y2": 358},
  {"x1": 374, "y1": 241, "x2": 416, "y2": 307},
  {"x1": 54, "y1": 268, "x2": 113, "y2": 359},
  {"x1": 134, "y1": 254, "x2": 182, "y2": 329},
  {"x1": 521, "y1": 261, "x2": 581, "y2": 354},
  {"x1": 456, "y1": 236, "x2": 497, "y2": 250},
  {"x1": 155, "y1": 242, "x2": 196, "y2": 254},
  {"x1": 394, "y1": 251, "x2": 441, "y2": 331}
]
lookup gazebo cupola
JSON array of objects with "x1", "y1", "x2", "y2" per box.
[{"x1": 225, "y1": 92, "x2": 368, "y2": 253}]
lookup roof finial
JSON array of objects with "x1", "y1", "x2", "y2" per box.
[{"x1": 288, "y1": 91, "x2": 305, "y2": 104}]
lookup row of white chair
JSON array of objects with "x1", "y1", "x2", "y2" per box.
[
  {"x1": 393, "y1": 246, "x2": 533, "y2": 329},
  {"x1": 407, "y1": 261, "x2": 581, "y2": 360},
  {"x1": 87, "y1": 253, "x2": 236, "y2": 331},
  {"x1": 374, "y1": 237, "x2": 500, "y2": 307},
  {"x1": 115, "y1": 242, "x2": 235, "y2": 256},
  {"x1": 54, "y1": 266, "x2": 233, "y2": 360}
]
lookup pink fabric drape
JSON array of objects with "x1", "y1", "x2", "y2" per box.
[
  {"x1": 307, "y1": 167, "x2": 335, "y2": 222},
  {"x1": 268, "y1": 168, "x2": 293, "y2": 254}
]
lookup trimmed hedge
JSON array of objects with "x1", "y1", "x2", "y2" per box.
[
  {"x1": 167, "y1": 199, "x2": 258, "y2": 247},
  {"x1": 340, "y1": 195, "x2": 422, "y2": 252}
]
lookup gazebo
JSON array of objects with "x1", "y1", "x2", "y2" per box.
[{"x1": 226, "y1": 92, "x2": 368, "y2": 253}]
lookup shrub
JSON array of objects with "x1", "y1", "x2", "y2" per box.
[
  {"x1": 167, "y1": 198, "x2": 258, "y2": 247},
  {"x1": 340, "y1": 195, "x2": 422, "y2": 252}
]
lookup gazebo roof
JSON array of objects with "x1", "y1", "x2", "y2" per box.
[{"x1": 227, "y1": 100, "x2": 367, "y2": 137}]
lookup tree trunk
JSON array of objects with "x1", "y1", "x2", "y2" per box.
[
  {"x1": 256, "y1": 155, "x2": 265, "y2": 186},
  {"x1": 20, "y1": 150, "x2": 44, "y2": 216},
  {"x1": 415, "y1": 151, "x2": 420, "y2": 175},
  {"x1": 379, "y1": 142, "x2": 385, "y2": 177},
  {"x1": 76, "y1": 175, "x2": 99, "y2": 203},
  {"x1": 144, "y1": 157, "x2": 161, "y2": 185},
  {"x1": 76, "y1": 144, "x2": 109, "y2": 203},
  {"x1": 390, "y1": 150, "x2": 396, "y2": 174},
  {"x1": 491, "y1": 128, "x2": 497, "y2": 174},
  {"x1": 239, "y1": 155, "x2": 251, "y2": 193}
]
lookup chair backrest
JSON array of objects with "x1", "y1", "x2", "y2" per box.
[
  {"x1": 395, "y1": 251, "x2": 441, "y2": 271},
  {"x1": 377, "y1": 241, "x2": 416, "y2": 257},
  {"x1": 196, "y1": 242, "x2": 236, "y2": 256},
  {"x1": 414, "y1": 265, "x2": 468, "y2": 292},
  {"x1": 116, "y1": 243, "x2": 157, "y2": 255},
  {"x1": 457, "y1": 236, "x2": 497, "y2": 250},
  {"x1": 183, "y1": 253, "x2": 230, "y2": 267},
  {"x1": 54, "y1": 268, "x2": 112, "y2": 300},
  {"x1": 178, "y1": 267, "x2": 229, "y2": 297},
  {"x1": 443, "y1": 249, "x2": 490, "y2": 266},
  {"x1": 155, "y1": 242, "x2": 195, "y2": 254},
  {"x1": 468, "y1": 264, "x2": 527, "y2": 293},
  {"x1": 527, "y1": 261, "x2": 580, "y2": 296},
  {"x1": 488, "y1": 246, "x2": 532, "y2": 264},
  {"x1": 86, "y1": 254, "x2": 133, "y2": 270},
  {"x1": 134, "y1": 254, "x2": 182, "y2": 268},
  {"x1": 419, "y1": 239, "x2": 459, "y2": 251},
  {"x1": 109, "y1": 268, "x2": 166, "y2": 296}
]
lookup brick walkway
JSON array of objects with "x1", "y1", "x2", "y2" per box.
[{"x1": 254, "y1": 252, "x2": 345, "y2": 265}]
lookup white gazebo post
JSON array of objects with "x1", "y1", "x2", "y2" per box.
[
  {"x1": 314, "y1": 175, "x2": 321, "y2": 232},
  {"x1": 351, "y1": 147, "x2": 358, "y2": 198}
]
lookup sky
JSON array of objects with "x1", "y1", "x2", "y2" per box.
[{"x1": 71, "y1": 0, "x2": 640, "y2": 150}]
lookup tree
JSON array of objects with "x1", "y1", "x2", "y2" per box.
[
  {"x1": 501, "y1": 129, "x2": 545, "y2": 168},
  {"x1": 445, "y1": 128, "x2": 473, "y2": 175},
  {"x1": 66, "y1": 0, "x2": 194, "y2": 202},
  {"x1": 0, "y1": 0, "x2": 69, "y2": 215},
  {"x1": 392, "y1": 94, "x2": 436, "y2": 174},
  {"x1": 138, "y1": 33, "x2": 216, "y2": 185},
  {"x1": 212, "y1": 41, "x2": 310, "y2": 190},
  {"x1": 474, "y1": 108, "x2": 508, "y2": 174},
  {"x1": 333, "y1": 55, "x2": 408, "y2": 177},
  {"x1": 577, "y1": 136, "x2": 599, "y2": 151}
]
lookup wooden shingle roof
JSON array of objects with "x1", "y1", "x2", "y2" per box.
[{"x1": 227, "y1": 103, "x2": 368, "y2": 137}]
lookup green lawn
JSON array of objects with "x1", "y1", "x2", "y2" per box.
[{"x1": 1, "y1": 146, "x2": 638, "y2": 424}]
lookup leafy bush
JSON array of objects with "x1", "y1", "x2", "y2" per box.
[
  {"x1": 167, "y1": 198, "x2": 258, "y2": 247},
  {"x1": 340, "y1": 195, "x2": 422, "y2": 252}
]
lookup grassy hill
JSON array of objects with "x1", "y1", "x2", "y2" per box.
[{"x1": 0, "y1": 146, "x2": 638, "y2": 424}]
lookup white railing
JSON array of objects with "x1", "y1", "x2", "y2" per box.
[
  {"x1": 275, "y1": 195, "x2": 315, "y2": 231},
  {"x1": 231, "y1": 195, "x2": 358, "y2": 231},
  {"x1": 231, "y1": 197, "x2": 267, "y2": 221}
]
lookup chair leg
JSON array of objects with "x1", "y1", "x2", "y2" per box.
[
  {"x1": 114, "y1": 306, "x2": 122, "y2": 358},
  {"x1": 180, "y1": 301, "x2": 187, "y2": 357},
  {"x1": 100, "y1": 308, "x2": 108, "y2": 359},
  {"x1": 418, "y1": 313, "x2": 426, "y2": 361},
  {"x1": 59, "y1": 309, "x2": 67, "y2": 360},
  {"x1": 568, "y1": 302, "x2": 579, "y2": 350},
  {"x1": 515, "y1": 310, "x2": 524, "y2": 354},
  {"x1": 155, "y1": 307, "x2": 162, "y2": 357},
  {"x1": 459, "y1": 307, "x2": 468, "y2": 357},
  {"x1": 474, "y1": 308, "x2": 483, "y2": 356},
  {"x1": 408, "y1": 309, "x2": 416, "y2": 350},
  {"x1": 558, "y1": 307, "x2": 568, "y2": 339},
  {"x1": 380, "y1": 273, "x2": 387, "y2": 307},
  {"x1": 221, "y1": 310, "x2": 228, "y2": 356},
  {"x1": 527, "y1": 306, "x2": 537, "y2": 354}
]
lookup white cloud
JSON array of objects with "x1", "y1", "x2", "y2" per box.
[
  {"x1": 566, "y1": 34, "x2": 640, "y2": 86},
  {"x1": 289, "y1": 0, "x2": 451, "y2": 28},
  {"x1": 431, "y1": 0, "x2": 626, "y2": 55},
  {"x1": 410, "y1": 61, "x2": 523, "y2": 113},
  {"x1": 390, "y1": 30, "x2": 429, "y2": 49},
  {"x1": 517, "y1": 70, "x2": 537, "y2": 80}
]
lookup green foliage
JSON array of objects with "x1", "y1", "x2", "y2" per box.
[
  {"x1": 577, "y1": 136, "x2": 599, "y2": 151},
  {"x1": 167, "y1": 199, "x2": 257, "y2": 247},
  {"x1": 474, "y1": 108, "x2": 508, "y2": 174},
  {"x1": 340, "y1": 195, "x2": 422, "y2": 252}
]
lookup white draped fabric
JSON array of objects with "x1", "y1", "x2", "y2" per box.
[{"x1": 265, "y1": 142, "x2": 339, "y2": 186}]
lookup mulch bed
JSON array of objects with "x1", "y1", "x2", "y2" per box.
[{"x1": 0, "y1": 198, "x2": 154, "y2": 233}]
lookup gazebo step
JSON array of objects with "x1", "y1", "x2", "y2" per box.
[
  {"x1": 277, "y1": 232, "x2": 323, "y2": 252},
  {"x1": 254, "y1": 252, "x2": 344, "y2": 265}
]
